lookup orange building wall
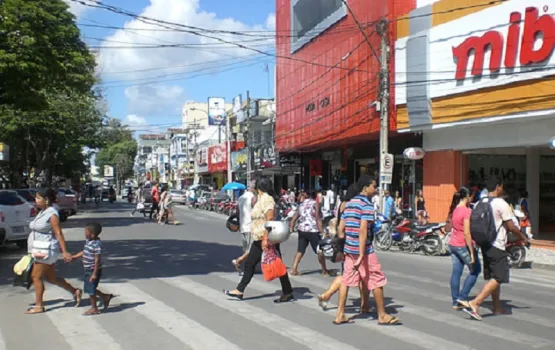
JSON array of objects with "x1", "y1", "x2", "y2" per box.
[{"x1": 423, "y1": 151, "x2": 468, "y2": 222}]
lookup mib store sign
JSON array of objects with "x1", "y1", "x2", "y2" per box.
[{"x1": 395, "y1": 0, "x2": 555, "y2": 105}]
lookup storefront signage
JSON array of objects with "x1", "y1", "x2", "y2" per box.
[
  {"x1": 252, "y1": 143, "x2": 277, "y2": 169},
  {"x1": 208, "y1": 144, "x2": 227, "y2": 172},
  {"x1": 259, "y1": 143, "x2": 277, "y2": 168},
  {"x1": 453, "y1": 7, "x2": 555, "y2": 80},
  {"x1": 196, "y1": 147, "x2": 208, "y2": 166},
  {"x1": 306, "y1": 97, "x2": 330, "y2": 112},
  {"x1": 279, "y1": 154, "x2": 301, "y2": 168},
  {"x1": 403, "y1": 147, "x2": 425, "y2": 160},
  {"x1": 231, "y1": 148, "x2": 248, "y2": 171}
]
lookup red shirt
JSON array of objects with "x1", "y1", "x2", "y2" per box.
[
  {"x1": 449, "y1": 206, "x2": 473, "y2": 247},
  {"x1": 151, "y1": 187, "x2": 160, "y2": 203}
]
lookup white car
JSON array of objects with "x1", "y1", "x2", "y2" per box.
[{"x1": 0, "y1": 190, "x2": 35, "y2": 249}]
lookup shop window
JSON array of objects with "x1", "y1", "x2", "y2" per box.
[
  {"x1": 290, "y1": 0, "x2": 346, "y2": 53},
  {"x1": 540, "y1": 155, "x2": 555, "y2": 235},
  {"x1": 468, "y1": 154, "x2": 526, "y2": 204}
]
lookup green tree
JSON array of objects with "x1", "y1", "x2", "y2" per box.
[
  {"x1": 95, "y1": 140, "x2": 137, "y2": 189},
  {"x1": 0, "y1": 0, "x2": 101, "y2": 186}
]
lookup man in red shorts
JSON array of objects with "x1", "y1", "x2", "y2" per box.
[{"x1": 334, "y1": 175, "x2": 400, "y2": 325}]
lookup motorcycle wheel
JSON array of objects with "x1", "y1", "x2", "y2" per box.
[
  {"x1": 422, "y1": 236, "x2": 442, "y2": 256},
  {"x1": 374, "y1": 228, "x2": 393, "y2": 251},
  {"x1": 507, "y1": 246, "x2": 526, "y2": 268}
]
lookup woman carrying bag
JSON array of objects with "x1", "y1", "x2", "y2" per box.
[
  {"x1": 25, "y1": 188, "x2": 81, "y2": 314},
  {"x1": 223, "y1": 176, "x2": 294, "y2": 303}
]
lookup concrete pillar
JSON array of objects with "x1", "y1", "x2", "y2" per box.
[{"x1": 526, "y1": 148, "x2": 540, "y2": 237}]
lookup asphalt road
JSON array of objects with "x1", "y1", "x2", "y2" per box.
[{"x1": 1, "y1": 201, "x2": 554, "y2": 350}]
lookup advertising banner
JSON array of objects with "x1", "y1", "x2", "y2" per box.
[
  {"x1": 208, "y1": 97, "x2": 226, "y2": 126},
  {"x1": 259, "y1": 143, "x2": 277, "y2": 168},
  {"x1": 279, "y1": 154, "x2": 301, "y2": 168},
  {"x1": 195, "y1": 147, "x2": 208, "y2": 174},
  {"x1": 208, "y1": 143, "x2": 227, "y2": 172},
  {"x1": 231, "y1": 148, "x2": 248, "y2": 171}
]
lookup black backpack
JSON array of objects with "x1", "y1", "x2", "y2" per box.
[{"x1": 470, "y1": 197, "x2": 501, "y2": 247}]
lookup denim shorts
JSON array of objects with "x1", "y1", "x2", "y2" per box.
[{"x1": 84, "y1": 269, "x2": 102, "y2": 295}]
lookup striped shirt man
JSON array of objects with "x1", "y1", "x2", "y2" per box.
[
  {"x1": 83, "y1": 239, "x2": 102, "y2": 270},
  {"x1": 341, "y1": 194, "x2": 375, "y2": 255}
]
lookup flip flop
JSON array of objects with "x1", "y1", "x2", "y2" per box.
[
  {"x1": 333, "y1": 318, "x2": 355, "y2": 325},
  {"x1": 317, "y1": 295, "x2": 328, "y2": 311},
  {"x1": 103, "y1": 294, "x2": 115, "y2": 311},
  {"x1": 231, "y1": 260, "x2": 241, "y2": 273},
  {"x1": 25, "y1": 306, "x2": 45, "y2": 315},
  {"x1": 458, "y1": 300, "x2": 482, "y2": 321},
  {"x1": 378, "y1": 316, "x2": 401, "y2": 326},
  {"x1": 83, "y1": 309, "x2": 101, "y2": 316}
]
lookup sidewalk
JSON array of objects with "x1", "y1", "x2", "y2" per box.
[{"x1": 528, "y1": 240, "x2": 555, "y2": 269}]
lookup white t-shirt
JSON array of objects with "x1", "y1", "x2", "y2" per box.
[
  {"x1": 238, "y1": 191, "x2": 254, "y2": 233},
  {"x1": 489, "y1": 197, "x2": 513, "y2": 250}
]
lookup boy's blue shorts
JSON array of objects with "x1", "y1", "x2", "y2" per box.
[{"x1": 84, "y1": 269, "x2": 102, "y2": 295}]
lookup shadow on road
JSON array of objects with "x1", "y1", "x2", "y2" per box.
[{"x1": 0, "y1": 239, "x2": 243, "y2": 287}]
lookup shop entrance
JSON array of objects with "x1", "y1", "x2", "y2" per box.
[{"x1": 466, "y1": 147, "x2": 555, "y2": 240}]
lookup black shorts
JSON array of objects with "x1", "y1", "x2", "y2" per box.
[
  {"x1": 482, "y1": 246, "x2": 510, "y2": 284},
  {"x1": 297, "y1": 231, "x2": 321, "y2": 254}
]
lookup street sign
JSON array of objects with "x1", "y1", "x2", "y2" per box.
[
  {"x1": 381, "y1": 153, "x2": 394, "y2": 184},
  {"x1": 403, "y1": 147, "x2": 425, "y2": 160}
]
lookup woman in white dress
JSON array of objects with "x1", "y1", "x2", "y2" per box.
[{"x1": 26, "y1": 188, "x2": 81, "y2": 314}]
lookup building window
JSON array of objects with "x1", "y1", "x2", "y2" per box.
[{"x1": 290, "y1": 0, "x2": 346, "y2": 53}]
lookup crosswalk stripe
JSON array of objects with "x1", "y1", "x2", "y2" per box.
[
  {"x1": 216, "y1": 273, "x2": 476, "y2": 350},
  {"x1": 44, "y1": 291, "x2": 122, "y2": 350},
  {"x1": 295, "y1": 274, "x2": 554, "y2": 349},
  {"x1": 108, "y1": 282, "x2": 243, "y2": 350},
  {"x1": 0, "y1": 328, "x2": 6, "y2": 350},
  {"x1": 158, "y1": 276, "x2": 360, "y2": 350},
  {"x1": 384, "y1": 280, "x2": 555, "y2": 332},
  {"x1": 386, "y1": 270, "x2": 555, "y2": 312}
]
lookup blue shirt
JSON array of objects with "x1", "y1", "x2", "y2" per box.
[
  {"x1": 341, "y1": 195, "x2": 375, "y2": 255},
  {"x1": 83, "y1": 239, "x2": 102, "y2": 270},
  {"x1": 384, "y1": 196, "x2": 394, "y2": 218}
]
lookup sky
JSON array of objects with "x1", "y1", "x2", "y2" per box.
[{"x1": 66, "y1": 0, "x2": 277, "y2": 134}]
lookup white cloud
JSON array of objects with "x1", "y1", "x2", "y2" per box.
[
  {"x1": 124, "y1": 84, "x2": 185, "y2": 116},
  {"x1": 97, "y1": 0, "x2": 276, "y2": 82},
  {"x1": 64, "y1": 0, "x2": 89, "y2": 17},
  {"x1": 265, "y1": 13, "x2": 276, "y2": 31},
  {"x1": 124, "y1": 114, "x2": 148, "y2": 127}
]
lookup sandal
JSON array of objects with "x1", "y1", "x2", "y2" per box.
[
  {"x1": 83, "y1": 309, "x2": 101, "y2": 316},
  {"x1": 74, "y1": 289, "x2": 82, "y2": 307},
  {"x1": 458, "y1": 300, "x2": 482, "y2": 321},
  {"x1": 333, "y1": 317, "x2": 355, "y2": 325},
  {"x1": 25, "y1": 306, "x2": 46, "y2": 314},
  {"x1": 378, "y1": 315, "x2": 401, "y2": 326},
  {"x1": 223, "y1": 290, "x2": 244, "y2": 300},
  {"x1": 317, "y1": 295, "x2": 328, "y2": 311}
]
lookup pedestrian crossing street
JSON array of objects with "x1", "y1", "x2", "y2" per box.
[{"x1": 1, "y1": 266, "x2": 554, "y2": 350}]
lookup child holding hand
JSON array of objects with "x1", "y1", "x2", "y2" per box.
[{"x1": 72, "y1": 222, "x2": 115, "y2": 315}]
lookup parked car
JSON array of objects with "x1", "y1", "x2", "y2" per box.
[
  {"x1": 0, "y1": 190, "x2": 35, "y2": 249},
  {"x1": 170, "y1": 190, "x2": 187, "y2": 205},
  {"x1": 57, "y1": 188, "x2": 77, "y2": 216}
]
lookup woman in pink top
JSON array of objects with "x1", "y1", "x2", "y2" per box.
[{"x1": 447, "y1": 187, "x2": 481, "y2": 309}]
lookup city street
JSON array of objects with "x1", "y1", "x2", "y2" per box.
[{"x1": 1, "y1": 202, "x2": 555, "y2": 350}]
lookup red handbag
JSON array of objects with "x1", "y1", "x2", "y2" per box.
[{"x1": 261, "y1": 245, "x2": 287, "y2": 282}]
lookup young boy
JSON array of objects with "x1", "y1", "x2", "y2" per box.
[{"x1": 73, "y1": 222, "x2": 114, "y2": 315}]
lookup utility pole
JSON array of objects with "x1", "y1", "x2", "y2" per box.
[
  {"x1": 167, "y1": 131, "x2": 172, "y2": 188},
  {"x1": 377, "y1": 19, "x2": 390, "y2": 214},
  {"x1": 246, "y1": 90, "x2": 252, "y2": 184},
  {"x1": 226, "y1": 110, "x2": 232, "y2": 183}
]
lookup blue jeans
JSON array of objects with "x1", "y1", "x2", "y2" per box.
[{"x1": 449, "y1": 245, "x2": 481, "y2": 306}]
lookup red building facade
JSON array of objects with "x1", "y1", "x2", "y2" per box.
[{"x1": 275, "y1": 0, "x2": 415, "y2": 152}]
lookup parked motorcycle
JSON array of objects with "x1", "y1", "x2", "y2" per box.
[
  {"x1": 507, "y1": 234, "x2": 530, "y2": 268},
  {"x1": 374, "y1": 214, "x2": 445, "y2": 255}
]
